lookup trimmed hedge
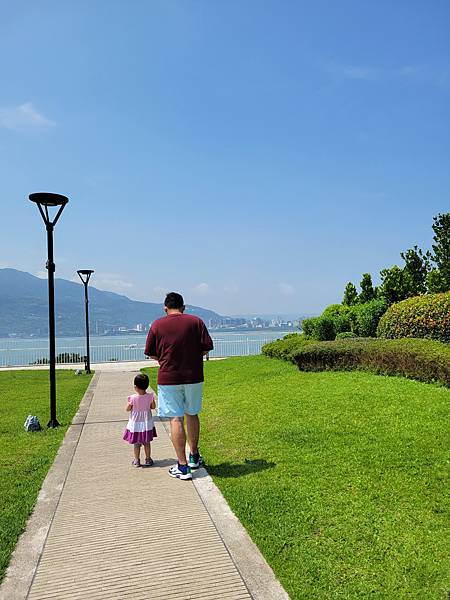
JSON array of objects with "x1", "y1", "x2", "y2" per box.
[
  {"x1": 262, "y1": 336, "x2": 450, "y2": 388},
  {"x1": 262, "y1": 333, "x2": 310, "y2": 359},
  {"x1": 377, "y1": 292, "x2": 450, "y2": 343}
]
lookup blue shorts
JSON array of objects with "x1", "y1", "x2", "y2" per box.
[{"x1": 157, "y1": 383, "x2": 203, "y2": 418}]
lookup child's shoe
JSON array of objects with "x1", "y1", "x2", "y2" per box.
[
  {"x1": 188, "y1": 451, "x2": 205, "y2": 469},
  {"x1": 132, "y1": 459, "x2": 141, "y2": 468},
  {"x1": 144, "y1": 458, "x2": 154, "y2": 467},
  {"x1": 168, "y1": 463, "x2": 192, "y2": 480}
]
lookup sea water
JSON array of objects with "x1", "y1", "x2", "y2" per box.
[{"x1": 0, "y1": 330, "x2": 295, "y2": 367}]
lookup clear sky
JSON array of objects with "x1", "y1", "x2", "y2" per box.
[{"x1": 1, "y1": 1, "x2": 449, "y2": 316}]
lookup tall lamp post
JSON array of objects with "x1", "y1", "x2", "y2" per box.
[
  {"x1": 29, "y1": 192, "x2": 69, "y2": 428},
  {"x1": 77, "y1": 270, "x2": 94, "y2": 374}
]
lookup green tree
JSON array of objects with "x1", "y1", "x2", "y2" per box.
[
  {"x1": 343, "y1": 282, "x2": 358, "y2": 306},
  {"x1": 359, "y1": 273, "x2": 376, "y2": 303},
  {"x1": 379, "y1": 266, "x2": 413, "y2": 305},
  {"x1": 426, "y1": 269, "x2": 448, "y2": 293},
  {"x1": 400, "y1": 245, "x2": 430, "y2": 295},
  {"x1": 431, "y1": 212, "x2": 450, "y2": 290}
]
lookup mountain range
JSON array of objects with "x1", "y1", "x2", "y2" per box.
[{"x1": 0, "y1": 269, "x2": 223, "y2": 337}]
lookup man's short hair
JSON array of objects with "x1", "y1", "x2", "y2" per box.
[
  {"x1": 134, "y1": 373, "x2": 149, "y2": 391},
  {"x1": 164, "y1": 292, "x2": 184, "y2": 309}
]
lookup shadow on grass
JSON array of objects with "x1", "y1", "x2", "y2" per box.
[{"x1": 206, "y1": 459, "x2": 276, "y2": 478}]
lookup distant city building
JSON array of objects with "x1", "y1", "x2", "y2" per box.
[{"x1": 206, "y1": 316, "x2": 297, "y2": 331}]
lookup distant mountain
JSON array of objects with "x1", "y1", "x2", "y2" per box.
[{"x1": 0, "y1": 269, "x2": 223, "y2": 337}]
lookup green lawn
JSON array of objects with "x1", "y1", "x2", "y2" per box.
[
  {"x1": 147, "y1": 357, "x2": 450, "y2": 599},
  {"x1": 0, "y1": 370, "x2": 92, "y2": 582}
]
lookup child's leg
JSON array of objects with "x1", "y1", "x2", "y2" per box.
[
  {"x1": 133, "y1": 443, "x2": 141, "y2": 461},
  {"x1": 143, "y1": 442, "x2": 151, "y2": 459}
]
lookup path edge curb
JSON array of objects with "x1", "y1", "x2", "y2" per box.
[
  {"x1": 158, "y1": 417, "x2": 290, "y2": 600},
  {"x1": 193, "y1": 468, "x2": 290, "y2": 600},
  {"x1": 0, "y1": 372, "x2": 100, "y2": 600}
]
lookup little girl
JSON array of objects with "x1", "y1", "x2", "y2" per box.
[{"x1": 123, "y1": 373, "x2": 157, "y2": 467}]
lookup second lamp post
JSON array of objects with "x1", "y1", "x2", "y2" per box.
[{"x1": 77, "y1": 269, "x2": 94, "y2": 374}]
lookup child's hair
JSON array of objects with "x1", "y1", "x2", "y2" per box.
[{"x1": 134, "y1": 373, "x2": 149, "y2": 391}]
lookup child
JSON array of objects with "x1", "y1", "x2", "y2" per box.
[{"x1": 123, "y1": 373, "x2": 157, "y2": 467}]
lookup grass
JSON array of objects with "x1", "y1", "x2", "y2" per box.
[
  {"x1": 0, "y1": 370, "x2": 92, "y2": 582},
  {"x1": 147, "y1": 357, "x2": 450, "y2": 599}
]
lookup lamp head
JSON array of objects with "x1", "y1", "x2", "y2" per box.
[
  {"x1": 29, "y1": 192, "x2": 69, "y2": 226},
  {"x1": 77, "y1": 269, "x2": 94, "y2": 285},
  {"x1": 29, "y1": 193, "x2": 69, "y2": 207}
]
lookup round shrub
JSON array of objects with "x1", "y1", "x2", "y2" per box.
[
  {"x1": 322, "y1": 304, "x2": 350, "y2": 319},
  {"x1": 377, "y1": 292, "x2": 450, "y2": 343},
  {"x1": 301, "y1": 316, "x2": 335, "y2": 340},
  {"x1": 322, "y1": 304, "x2": 351, "y2": 333},
  {"x1": 350, "y1": 299, "x2": 388, "y2": 337},
  {"x1": 333, "y1": 314, "x2": 352, "y2": 334},
  {"x1": 314, "y1": 316, "x2": 335, "y2": 341},
  {"x1": 300, "y1": 317, "x2": 319, "y2": 338}
]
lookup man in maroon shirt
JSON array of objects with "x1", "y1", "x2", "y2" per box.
[{"x1": 144, "y1": 292, "x2": 214, "y2": 480}]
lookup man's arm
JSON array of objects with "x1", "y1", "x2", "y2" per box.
[
  {"x1": 200, "y1": 321, "x2": 214, "y2": 352},
  {"x1": 144, "y1": 326, "x2": 158, "y2": 359}
]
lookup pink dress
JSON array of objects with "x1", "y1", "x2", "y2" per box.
[{"x1": 123, "y1": 392, "x2": 157, "y2": 444}]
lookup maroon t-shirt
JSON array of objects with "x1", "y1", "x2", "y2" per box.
[{"x1": 144, "y1": 313, "x2": 214, "y2": 385}]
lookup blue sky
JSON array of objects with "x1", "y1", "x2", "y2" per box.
[{"x1": 1, "y1": 1, "x2": 449, "y2": 315}]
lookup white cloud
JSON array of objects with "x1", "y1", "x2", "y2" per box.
[
  {"x1": 36, "y1": 270, "x2": 47, "y2": 279},
  {"x1": 0, "y1": 102, "x2": 55, "y2": 131},
  {"x1": 193, "y1": 282, "x2": 211, "y2": 295},
  {"x1": 278, "y1": 282, "x2": 295, "y2": 296}
]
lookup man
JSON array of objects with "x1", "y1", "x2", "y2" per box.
[{"x1": 144, "y1": 292, "x2": 214, "y2": 480}]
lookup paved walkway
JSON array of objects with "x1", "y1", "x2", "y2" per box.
[
  {"x1": 27, "y1": 371, "x2": 252, "y2": 600},
  {"x1": 2, "y1": 370, "x2": 289, "y2": 599},
  {"x1": 1, "y1": 370, "x2": 289, "y2": 600}
]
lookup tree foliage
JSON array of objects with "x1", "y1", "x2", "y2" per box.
[
  {"x1": 400, "y1": 245, "x2": 430, "y2": 295},
  {"x1": 431, "y1": 212, "x2": 450, "y2": 290},
  {"x1": 359, "y1": 273, "x2": 376, "y2": 303},
  {"x1": 343, "y1": 282, "x2": 358, "y2": 306},
  {"x1": 379, "y1": 266, "x2": 413, "y2": 305}
]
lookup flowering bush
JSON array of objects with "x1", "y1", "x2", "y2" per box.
[{"x1": 377, "y1": 292, "x2": 450, "y2": 343}]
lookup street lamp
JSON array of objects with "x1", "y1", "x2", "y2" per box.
[
  {"x1": 77, "y1": 269, "x2": 94, "y2": 374},
  {"x1": 29, "y1": 192, "x2": 69, "y2": 428}
]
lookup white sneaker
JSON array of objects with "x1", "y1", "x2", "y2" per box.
[{"x1": 169, "y1": 464, "x2": 192, "y2": 480}]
